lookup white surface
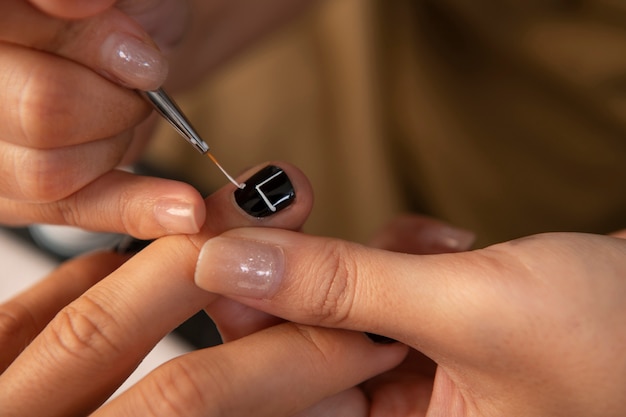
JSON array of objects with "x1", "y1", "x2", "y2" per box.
[
  {"x1": 0, "y1": 229, "x2": 58, "y2": 296},
  {"x1": 0, "y1": 228, "x2": 192, "y2": 398},
  {"x1": 29, "y1": 223, "x2": 124, "y2": 259}
]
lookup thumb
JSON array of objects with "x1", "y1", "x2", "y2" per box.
[{"x1": 193, "y1": 227, "x2": 496, "y2": 361}]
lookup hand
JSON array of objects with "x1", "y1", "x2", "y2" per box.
[
  {"x1": 152, "y1": 0, "x2": 318, "y2": 91},
  {"x1": 0, "y1": 162, "x2": 408, "y2": 416},
  {"x1": 203, "y1": 213, "x2": 475, "y2": 416},
  {"x1": 0, "y1": 0, "x2": 318, "y2": 237},
  {"x1": 195, "y1": 226, "x2": 626, "y2": 416},
  {"x1": 0, "y1": 0, "x2": 207, "y2": 237}
]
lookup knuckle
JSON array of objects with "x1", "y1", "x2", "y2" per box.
[
  {"x1": 291, "y1": 324, "x2": 332, "y2": 366},
  {"x1": 13, "y1": 149, "x2": 73, "y2": 202},
  {"x1": 117, "y1": 188, "x2": 144, "y2": 236},
  {"x1": 0, "y1": 302, "x2": 37, "y2": 346},
  {"x1": 137, "y1": 360, "x2": 214, "y2": 417},
  {"x1": 18, "y1": 66, "x2": 77, "y2": 147},
  {"x1": 46, "y1": 295, "x2": 122, "y2": 363},
  {"x1": 308, "y1": 241, "x2": 358, "y2": 326},
  {"x1": 53, "y1": 192, "x2": 90, "y2": 228}
]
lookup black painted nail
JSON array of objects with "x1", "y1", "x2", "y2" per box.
[
  {"x1": 365, "y1": 333, "x2": 397, "y2": 344},
  {"x1": 234, "y1": 165, "x2": 295, "y2": 217},
  {"x1": 113, "y1": 236, "x2": 153, "y2": 255}
]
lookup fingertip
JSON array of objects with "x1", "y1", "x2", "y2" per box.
[
  {"x1": 194, "y1": 234, "x2": 285, "y2": 299},
  {"x1": 153, "y1": 194, "x2": 206, "y2": 236},
  {"x1": 99, "y1": 31, "x2": 169, "y2": 91},
  {"x1": 200, "y1": 161, "x2": 314, "y2": 235},
  {"x1": 230, "y1": 161, "x2": 314, "y2": 222},
  {"x1": 369, "y1": 214, "x2": 476, "y2": 254},
  {"x1": 125, "y1": 175, "x2": 206, "y2": 237},
  {"x1": 68, "y1": 171, "x2": 207, "y2": 239}
]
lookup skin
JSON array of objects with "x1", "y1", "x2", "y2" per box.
[
  {"x1": 0, "y1": 0, "x2": 315, "y2": 237},
  {"x1": 4, "y1": 1, "x2": 626, "y2": 415},
  {"x1": 194, "y1": 226, "x2": 626, "y2": 416},
  {"x1": 0, "y1": 162, "x2": 408, "y2": 417}
]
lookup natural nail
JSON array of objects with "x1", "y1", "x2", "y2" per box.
[
  {"x1": 100, "y1": 33, "x2": 169, "y2": 90},
  {"x1": 154, "y1": 200, "x2": 201, "y2": 234},
  {"x1": 432, "y1": 226, "x2": 476, "y2": 252},
  {"x1": 234, "y1": 165, "x2": 295, "y2": 217},
  {"x1": 195, "y1": 237, "x2": 284, "y2": 299}
]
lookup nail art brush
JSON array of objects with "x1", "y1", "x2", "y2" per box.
[{"x1": 140, "y1": 88, "x2": 245, "y2": 189}]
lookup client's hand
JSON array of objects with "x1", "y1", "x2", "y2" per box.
[
  {"x1": 0, "y1": 162, "x2": 408, "y2": 417},
  {"x1": 0, "y1": 0, "x2": 203, "y2": 237},
  {"x1": 195, "y1": 223, "x2": 626, "y2": 416}
]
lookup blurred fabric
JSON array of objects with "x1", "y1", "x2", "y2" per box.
[{"x1": 144, "y1": 0, "x2": 626, "y2": 247}]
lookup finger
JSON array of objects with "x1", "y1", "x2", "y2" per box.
[
  {"x1": 361, "y1": 351, "x2": 436, "y2": 417},
  {"x1": 610, "y1": 228, "x2": 626, "y2": 239},
  {"x1": 202, "y1": 162, "x2": 313, "y2": 234},
  {"x1": 368, "y1": 214, "x2": 475, "y2": 254},
  {"x1": 0, "y1": 132, "x2": 131, "y2": 202},
  {"x1": 2, "y1": 0, "x2": 167, "y2": 90},
  {"x1": 27, "y1": 0, "x2": 115, "y2": 19},
  {"x1": 114, "y1": 0, "x2": 189, "y2": 52},
  {"x1": 209, "y1": 214, "x2": 475, "y2": 342},
  {"x1": 0, "y1": 251, "x2": 127, "y2": 372},
  {"x1": 0, "y1": 162, "x2": 314, "y2": 416},
  {"x1": 193, "y1": 227, "x2": 494, "y2": 360},
  {"x1": 96, "y1": 325, "x2": 404, "y2": 417},
  {"x1": 293, "y1": 388, "x2": 369, "y2": 417},
  {"x1": 205, "y1": 297, "x2": 283, "y2": 342},
  {"x1": 0, "y1": 43, "x2": 149, "y2": 149},
  {"x1": 201, "y1": 163, "x2": 314, "y2": 341},
  {"x1": 0, "y1": 170, "x2": 206, "y2": 238},
  {"x1": 365, "y1": 372, "x2": 434, "y2": 417}
]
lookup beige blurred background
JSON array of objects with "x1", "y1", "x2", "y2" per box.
[{"x1": 143, "y1": 0, "x2": 626, "y2": 248}]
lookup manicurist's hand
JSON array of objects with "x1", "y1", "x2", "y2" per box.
[
  {"x1": 0, "y1": 162, "x2": 407, "y2": 417},
  {"x1": 0, "y1": 0, "x2": 205, "y2": 237},
  {"x1": 0, "y1": 0, "x2": 315, "y2": 237},
  {"x1": 195, "y1": 225, "x2": 626, "y2": 416}
]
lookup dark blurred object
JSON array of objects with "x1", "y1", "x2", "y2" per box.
[{"x1": 175, "y1": 311, "x2": 222, "y2": 348}]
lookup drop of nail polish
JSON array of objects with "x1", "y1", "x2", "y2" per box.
[{"x1": 235, "y1": 166, "x2": 296, "y2": 217}]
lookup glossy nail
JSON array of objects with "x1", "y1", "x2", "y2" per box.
[
  {"x1": 234, "y1": 166, "x2": 295, "y2": 217},
  {"x1": 100, "y1": 32, "x2": 169, "y2": 90},
  {"x1": 195, "y1": 236, "x2": 284, "y2": 299},
  {"x1": 433, "y1": 226, "x2": 476, "y2": 251},
  {"x1": 154, "y1": 199, "x2": 202, "y2": 234},
  {"x1": 424, "y1": 225, "x2": 476, "y2": 253}
]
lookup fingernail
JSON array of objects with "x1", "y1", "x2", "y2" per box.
[
  {"x1": 154, "y1": 200, "x2": 201, "y2": 234},
  {"x1": 415, "y1": 224, "x2": 476, "y2": 254},
  {"x1": 434, "y1": 226, "x2": 475, "y2": 251},
  {"x1": 100, "y1": 32, "x2": 169, "y2": 90},
  {"x1": 195, "y1": 237, "x2": 284, "y2": 299},
  {"x1": 234, "y1": 165, "x2": 295, "y2": 217}
]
